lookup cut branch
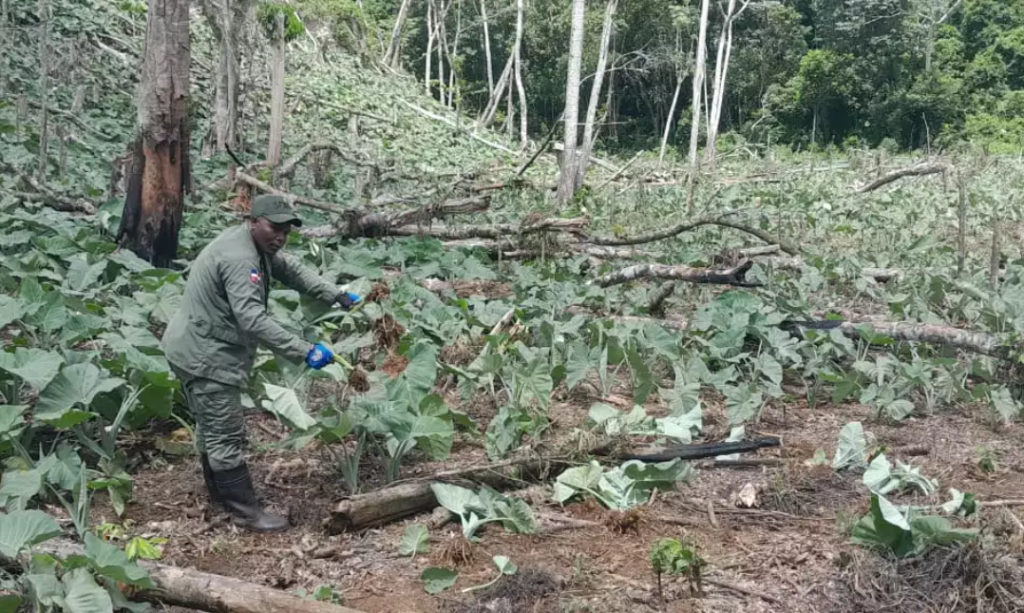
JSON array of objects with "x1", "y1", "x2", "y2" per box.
[
  {"x1": 236, "y1": 171, "x2": 347, "y2": 215},
  {"x1": 856, "y1": 161, "x2": 951, "y2": 193},
  {"x1": 580, "y1": 210, "x2": 797, "y2": 254},
  {"x1": 593, "y1": 261, "x2": 761, "y2": 288},
  {"x1": 15, "y1": 173, "x2": 96, "y2": 214}
]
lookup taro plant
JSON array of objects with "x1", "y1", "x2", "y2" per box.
[{"x1": 649, "y1": 537, "x2": 704, "y2": 604}]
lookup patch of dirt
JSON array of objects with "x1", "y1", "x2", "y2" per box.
[
  {"x1": 450, "y1": 280, "x2": 513, "y2": 300},
  {"x1": 440, "y1": 339, "x2": 484, "y2": 368},
  {"x1": 440, "y1": 568, "x2": 562, "y2": 613},
  {"x1": 111, "y1": 386, "x2": 1024, "y2": 613}
]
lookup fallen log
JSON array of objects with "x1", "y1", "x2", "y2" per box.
[
  {"x1": 592, "y1": 260, "x2": 761, "y2": 288},
  {"x1": 236, "y1": 171, "x2": 347, "y2": 215},
  {"x1": 326, "y1": 437, "x2": 779, "y2": 533},
  {"x1": 596, "y1": 437, "x2": 781, "y2": 462},
  {"x1": 4, "y1": 539, "x2": 367, "y2": 613},
  {"x1": 856, "y1": 160, "x2": 951, "y2": 193},
  {"x1": 326, "y1": 455, "x2": 561, "y2": 534},
  {"x1": 15, "y1": 173, "x2": 96, "y2": 214}
]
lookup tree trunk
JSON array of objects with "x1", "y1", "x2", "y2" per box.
[
  {"x1": 659, "y1": 73, "x2": 683, "y2": 166},
  {"x1": 425, "y1": 0, "x2": 435, "y2": 96},
  {"x1": 513, "y1": 0, "x2": 528, "y2": 149},
  {"x1": 267, "y1": 11, "x2": 285, "y2": 167},
  {"x1": 200, "y1": 0, "x2": 250, "y2": 152},
  {"x1": 117, "y1": 0, "x2": 191, "y2": 268},
  {"x1": 480, "y1": 0, "x2": 494, "y2": 93},
  {"x1": 383, "y1": 0, "x2": 411, "y2": 67},
  {"x1": 435, "y1": 1, "x2": 447, "y2": 105},
  {"x1": 705, "y1": 0, "x2": 749, "y2": 164},
  {"x1": 555, "y1": 0, "x2": 587, "y2": 206},
  {"x1": 688, "y1": 0, "x2": 711, "y2": 171},
  {"x1": 37, "y1": 0, "x2": 50, "y2": 183},
  {"x1": 576, "y1": 0, "x2": 617, "y2": 184},
  {"x1": 480, "y1": 50, "x2": 514, "y2": 127}
]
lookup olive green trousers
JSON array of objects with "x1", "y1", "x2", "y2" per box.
[{"x1": 171, "y1": 366, "x2": 248, "y2": 472}]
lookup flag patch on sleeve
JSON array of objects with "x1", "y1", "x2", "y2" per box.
[{"x1": 250, "y1": 268, "x2": 262, "y2": 284}]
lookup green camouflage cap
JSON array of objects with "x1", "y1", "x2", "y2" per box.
[{"x1": 251, "y1": 194, "x2": 303, "y2": 227}]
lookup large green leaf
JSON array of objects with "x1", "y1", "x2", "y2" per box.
[
  {"x1": 564, "y1": 342, "x2": 594, "y2": 390},
  {"x1": 0, "y1": 348, "x2": 64, "y2": 389},
  {"x1": 431, "y1": 483, "x2": 480, "y2": 515},
  {"x1": 552, "y1": 462, "x2": 604, "y2": 504},
  {"x1": 65, "y1": 255, "x2": 108, "y2": 292},
  {"x1": 83, "y1": 532, "x2": 153, "y2": 588},
  {"x1": 0, "y1": 594, "x2": 22, "y2": 613},
  {"x1": 62, "y1": 567, "x2": 114, "y2": 613},
  {"x1": 0, "y1": 468, "x2": 44, "y2": 511},
  {"x1": 29, "y1": 290, "x2": 68, "y2": 332},
  {"x1": 0, "y1": 405, "x2": 27, "y2": 435},
  {"x1": 421, "y1": 567, "x2": 458, "y2": 594},
  {"x1": 409, "y1": 415, "x2": 454, "y2": 460},
  {"x1": 261, "y1": 384, "x2": 317, "y2": 431},
  {"x1": 832, "y1": 421, "x2": 867, "y2": 470},
  {"x1": 36, "y1": 364, "x2": 125, "y2": 428},
  {"x1": 399, "y1": 524, "x2": 429, "y2": 557},
  {"x1": 0, "y1": 295, "x2": 27, "y2": 329},
  {"x1": 626, "y1": 347, "x2": 654, "y2": 405},
  {"x1": 0, "y1": 510, "x2": 63, "y2": 557}
]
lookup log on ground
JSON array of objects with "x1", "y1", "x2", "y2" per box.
[
  {"x1": 3, "y1": 539, "x2": 367, "y2": 613},
  {"x1": 593, "y1": 260, "x2": 761, "y2": 288}
]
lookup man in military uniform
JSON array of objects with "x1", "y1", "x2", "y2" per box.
[{"x1": 161, "y1": 194, "x2": 359, "y2": 532}]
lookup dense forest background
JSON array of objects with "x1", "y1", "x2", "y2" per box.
[{"x1": 301, "y1": 0, "x2": 1024, "y2": 154}]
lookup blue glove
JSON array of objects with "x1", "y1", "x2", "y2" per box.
[
  {"x1": 306, "y1": 343, "x2": 334, "y2": 369},
  {"x1": 335, "y1": 291, "x2": 361, "y2": 310}
]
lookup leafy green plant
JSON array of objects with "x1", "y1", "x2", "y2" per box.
[
  {"x1": 850, "y1": 494, "x2": 977, "y2": 558},
  {"x1": 552, "y1": 459, "x2": 693, "y2": 510},
  {"x1": 399, "y1": 524, "x2": 429, "y2": 560},
  {"x1": 430, "y1": 483, "x2": 536, "y2": 542},
  {"x1": 421, "y1": 567, "x2": 458, "y2": 595},
  {"x1": 649, "y1": 537, "x2": 704, "y2": 603}
]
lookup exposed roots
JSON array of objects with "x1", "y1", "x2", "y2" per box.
[
  {"x1": 440, "y1": 339, "x2": 484, "y2": 367},
  {"x1": 373, "y1": 313, "x2": 405, "y2": 351},
  {"x1": 435, "y1": 536, "x2": 476, "y2": 568},
  {"x1": 365, "y1": 281, "x2": 391, "y2": 303},
  {"x1": 604, "y1": 506, "x2": 649, "y2": 536},
  {"x1": 347, "y1": 367, "x2": 370, "y2": 393},
  {"x1": 381, "y1": 352, "x2": 409, "y2": 378},
  {"x1": 762, "y1": 464, "x2": 862, "y2": 517},
  {"x1": 828, "y1": 540, "x2": 1024, "y2": 613}
]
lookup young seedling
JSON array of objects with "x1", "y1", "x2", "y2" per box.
[
  {"x1": 649, "y1": 537, "x2": 704, "y2": 607},
  {"x1": 462, "y1": 555, "x2": 517, "y2": 593}
]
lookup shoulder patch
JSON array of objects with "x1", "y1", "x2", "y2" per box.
[{"x1": 250, "y1": 268, "x2": 262, "y2": 284}]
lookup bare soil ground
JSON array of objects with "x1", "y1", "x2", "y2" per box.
[{"x1": 89, "y1": 392, "x2": 1024, "y2": 613}]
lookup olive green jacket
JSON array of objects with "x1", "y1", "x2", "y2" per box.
[{"x1": 161, "y1": 224, "x2": 341, "y2": 387}]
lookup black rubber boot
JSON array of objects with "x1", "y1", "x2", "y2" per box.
[
  {"x1": 199, "y1": 454, "x2": 224, "y2": 509},
  {"x1": 212, "y1": 463, "x2": 289, "y2": 533}
]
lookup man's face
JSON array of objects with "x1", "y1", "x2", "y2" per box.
[{"x1": 249, "y1": 217, "x2": 291, "y2": 256}]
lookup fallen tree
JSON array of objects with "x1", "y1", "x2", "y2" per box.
[
  {"x1": 3, "y1": 539, "x2": 368, "y2": 613},
  {"x1": 593, "y1": 260, "x2": 761, "y2": 288},
  {"x1": 326, "y1": 437, "x2": 781, "y2": 533},
  {"x1": 856, "y1": 160, "x2": 951, "y2": 193}
]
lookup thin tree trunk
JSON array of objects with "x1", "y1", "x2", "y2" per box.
[
  {"x1": 200, "y1": 0, "x2": 250, "y2": 153},
  {"x1": 705, "y1": 0, "x2": 749, "y2": 163},
  {"x1": 480, "y1": 0, "x2": 494, "y2": 93},
  {"x1": 659, "y1": 73, "x2": 683, "y2": 166},
  {"x1": 448, "y1": 0, "x2": 462, "y2": 108},
  {"x1": 513, "y1": 0, "x2": 529, "y2": 149},
  {"x1": 688, "y1": 0, "x2": 711, "y2": 171},
  {"x1": 37, "y1": 0, "x2": 50, "y2": 183},
  {"x1": 117, "y1": 0, "x2": 191, "y2": 268},
  {"x1": 556, "y1": 0, "x2": 587, "y2": 206},
  {"x1": 576, "y1": 0, "x2": 616, "y2": 183},
  {"x1": 480, "y1": 52, "x2": 514, "y2": 127},
  {"x1": 425, "y1": 1, "x2": 435, "y2": 97},
  {"x1": 957, "y1": 171, "x2": 968, "y2": 276},
  {"x1": 434, "y1": 0, "x2": 447, "y2": 105},
  {"x1": 383, "y1": 0, "x2": 411, "y2": 67},
  {"x1": 267, "y1": 11, "x2": 285, "y2": 167}
]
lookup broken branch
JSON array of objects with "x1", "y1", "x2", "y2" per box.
[
  {"x1": 856, "y1": 160, "x2": 951, "y2": 193},
  {"x1": 593, "y1": 260, "x2": 761, "y2": 288}
]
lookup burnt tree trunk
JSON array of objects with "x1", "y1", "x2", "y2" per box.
[{"x1": 117, "y1": 0, "x2": 191, "y2": 268}]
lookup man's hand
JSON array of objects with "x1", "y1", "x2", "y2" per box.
[
  {"x1": 306, "y1": 343, "x2": 335, "y2": 369},
  {"x1": 335, "y1": 291, "x2": 361, "y2": 310}
]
